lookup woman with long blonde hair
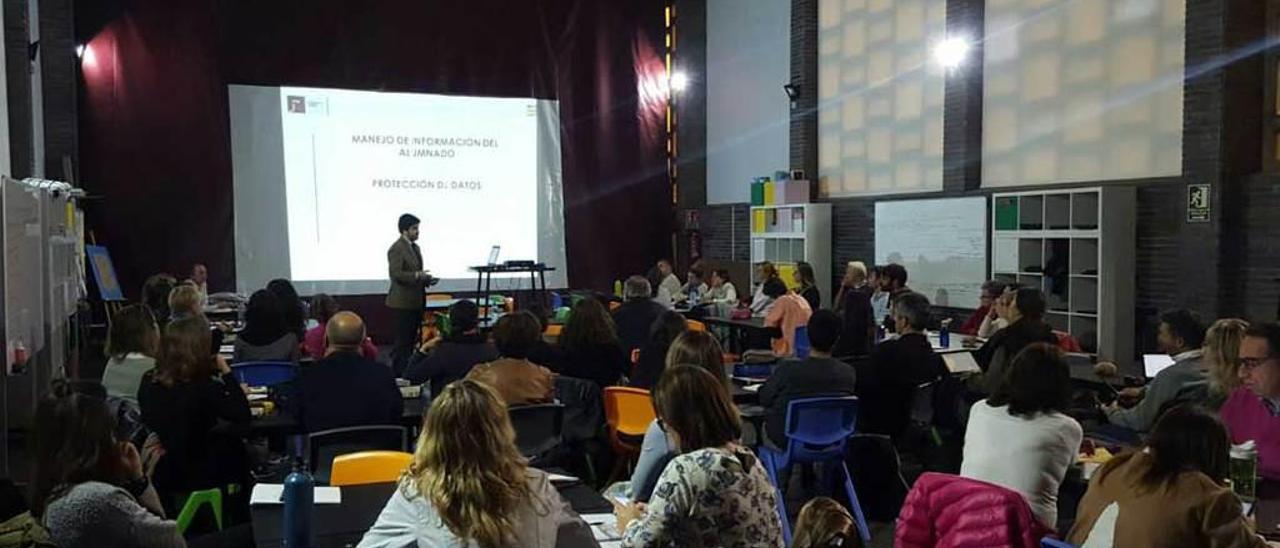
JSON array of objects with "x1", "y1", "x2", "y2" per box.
[
  {"x1": 1203, "y1": 318, "x2": 1249, "y2": 406},
  {"x1": 359, "y1": 379, "x2": 597, "y2": 548}
]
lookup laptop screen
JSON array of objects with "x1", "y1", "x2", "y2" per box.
[{"x1": 1143, "y1": 354, "x2": 1176, "y2": 378}]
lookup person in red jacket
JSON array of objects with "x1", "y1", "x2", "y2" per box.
[
  {"x1": 958, "y1": 280, "x2": 1007, "y2": 336},
  {"x1": 896, "y1": 472, "x2": 1049, "y2": 548}
]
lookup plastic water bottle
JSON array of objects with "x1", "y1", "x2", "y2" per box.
[
  {"x1": 1230, "y1": 440, "x2": 1259, "y2": 503},
  {"x1": 613, "y1": 280, "x2": 623, "y2": 297},
  {"x1": 283, "y1": 461, "x2": 314, "y2": 547}
]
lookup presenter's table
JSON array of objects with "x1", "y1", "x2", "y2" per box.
[{"x1": 470, "y1": 263, "x2": 556, "y2": 320}]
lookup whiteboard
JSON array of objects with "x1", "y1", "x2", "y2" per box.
[{"x1": 875, "y1": 197, "x2": 988, "y2": 308}]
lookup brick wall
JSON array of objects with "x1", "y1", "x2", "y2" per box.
[{"x1": 617, "y1": 0, "x2": 1279, "y2": 331}]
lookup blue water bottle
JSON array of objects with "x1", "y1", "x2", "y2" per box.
[
  {"x1": 283, "y1": 460, "x2": 314, "y2": 547},
  {"x1": 939, "y1": 319, "x2": 951, "y2": 349}
]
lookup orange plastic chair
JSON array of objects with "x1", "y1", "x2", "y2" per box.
[
  {"x1": 329, "y1": 451, "x2": 413, "y2": 487},
  {"x1": 603, "y1": 387, "x2": 656, "y2": 455},
  {"x1": 603, "y1": 387, "x2": 656, "y2": 481},
  {"x1": 686, "y1": 320, "x2": 707, "y2": 332}
]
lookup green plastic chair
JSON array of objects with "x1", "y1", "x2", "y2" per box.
[{"x1": 175, "y1": 488, "x2": 223, "y2": 535}]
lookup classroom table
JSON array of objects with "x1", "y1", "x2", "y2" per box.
[
  {"x1": 699, "y1": 315, "x2": 768, "y2": 354},
  {"x1": 248, "y1": 394, "x2": 426, "y2": 437},
  {"x1": 250, "y1": 476, "x2": 611, "y2": 547}
]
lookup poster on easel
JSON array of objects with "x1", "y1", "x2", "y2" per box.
[{"x1": 85, "y1": 245, "x2": 125, "y2": 301}]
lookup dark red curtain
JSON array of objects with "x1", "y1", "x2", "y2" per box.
[{"x1": 78, "y1": 0, "x2": 670, "y2": 297}]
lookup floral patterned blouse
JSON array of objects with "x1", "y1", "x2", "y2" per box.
[{"x1": 621, "y1": 445, "x2": 784, "y2": 547}]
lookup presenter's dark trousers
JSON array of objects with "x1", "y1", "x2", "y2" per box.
[{"x1": 391, "y1": 308, "x2": 421, "y2": 377}]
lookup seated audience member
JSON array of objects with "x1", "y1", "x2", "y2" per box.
[
  {"x1": 613, "y1": 276, "x2": 669, "y2": 356},
  {"x1": 558, "y1": 299, "x2": 629, "y2": 388},
  {"x1": 1067, "y1": 405, "x2": 1269, "y2": 547},
  {"x1": 303, "y1": 294, "x2": 379, "y2": 361},
  {"x1": 867, "y1": 266, "x2": 890, "y2": 324},
  {"x1": 166, "y1": 284, "x2": 205, "y2": 322},
  {"x1": 138, "y1": 317, "x2": 251, "y2": 506},
  {"x1": 295, "y1": 312, "x2": 403, "y2": 432},
  {"x1": 1221, "y1": 323, "x2": 1280, "y2": 480},
  {"x1": 880, "y1": 263, "x2": 910, "y2": 304},
  {"x1": 655, "y1": 259, "x2": 683, "y2": 302},
  {"x1": 619, "y1": 331, "x2": 731, "y2": 503},
  {"x1": 646, "y1": 266, "x2": 675, "y2": 309},
  {"x1": 102, "y1": 304, "x2": 160, "y2": 405},
  {"x1": 794, "y1": 261, "x2": 821, "y2": 311},
  {"x1": 959, "y1": 280, "x2": 1007, "y2": 336},
  {"x1": 976, "y1": 285, "x2": 1017, "y2": 338},
  {"x1": 402, "y1": 300, "x2": 497, "y2": 389},
  {"x1": 466, "y1": 312, "x2": 555, "y2": 406},
  {"x1": 522, "y1": 303, "x2": 564, "y2": 370},
  {"x1": 971, "y1": 287, "x2": 1056, "y2": 395},
  {"x1": 141, "y1": 274, "x2": 177, "y2": 327},
  {"x1": 615, "y1": 365, "x2": 784, "y2": 546},
  {"x1": 676, "y1": 266, "x2": 709, "y2": 304},
  {"x1": 759, "y1": 310, "x2": 857, "y2": 448},
  {"x1": 762, "y1": 278, "x2": 813, "y2": 357},
  {"x1": 1203, "y1": 318, "x2": 1249, "y2": 409},
  {"x1": 858, "y1": 292, "x2": 947, "y2": 438},
  {"x1": 629, "y1": 311, "x2": 689, "y2": 390},
  {"x1": 792, "y1": 497, "x2": 862, "y2": 548},
  {"x1": 961, "y1": 343, "x2": 1083, "y2": 528},
  {"x1": 832, "y1": 261, "x2": 875, "y2": 357},
  {"x1": 188, "y1": 262, "x2": 209, "y2": 303},
  {"x1": 750, "y1": 261, "x2": 781, "y2": 315},
  {"x1": 1104, "y1": 309, "x2": 1206, "y2": 432},
  {"x1": 703, "y1": 268, "x2": 739, "y2": 305},
  {"x1": 267, "y1": 278, "x2": 308, "y2": 339},
  {"x1": 170, "y1": 284, "x2": 227, "y2": 357},
  {"x1": 359, "y1": 379, "x2": 595, "y2": 547},
  {"x1": 31, "y1": 380, "x2": 185, "y2": 547},
  {"x1": 232, "y1": 289, "x2": 301, "y2": 363}
]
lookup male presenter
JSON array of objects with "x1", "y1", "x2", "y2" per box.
[{"x1": 387, "y1": 213, "x2": 432, "y2": 375}]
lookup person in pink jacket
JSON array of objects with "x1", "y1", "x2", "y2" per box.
[
  {"x1": 1221, "y1": 323, "x2": 1280, "y2": 479},
  {"x1": 895, "y1": 472, "x2": 1050, "y2": 548}
]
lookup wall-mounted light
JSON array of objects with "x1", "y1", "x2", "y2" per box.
[
  {"x1": 75, "y1": 44, "x2": 85, "y2": 58},
  {"x1": 933, "y1": 37, "x2": 970, "y2": 69},
  {"x1": 670, "y1": 70, "x2": 689, "y2": 93},
  {"x1": 783, "y1": 83, "x2": 800, "y2": 108}
]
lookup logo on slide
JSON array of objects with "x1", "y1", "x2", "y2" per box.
[{"x1": 287, "y1": 96, "x2": 307, "y2": 114}]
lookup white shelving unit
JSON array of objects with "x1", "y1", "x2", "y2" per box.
[
  {"x1": 991, "y1": 187, "x2": 1136, "y2": 369},
  {"x1": 750, "y1": 203, "x2": 832, "y2": 308}
]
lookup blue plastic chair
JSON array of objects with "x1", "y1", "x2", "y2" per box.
[
  {"x1": 1041, "y1": 538, "x2": 1075, "y2": 548},
  {"x1": 758, "y1": 395, "x2": 869, "y2": 545},
  {"x1": 794, "y1": 325, "x2": 811, "y2": 358},
  {"x1": 231, "y1": 361, "x2": 296, "y2": 387}
]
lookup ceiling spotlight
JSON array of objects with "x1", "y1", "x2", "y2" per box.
[{"x1": 934, "y1": 37, "x2": 970, "y2": 69}]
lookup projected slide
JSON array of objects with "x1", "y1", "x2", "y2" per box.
[
  {"x1": 875, "y1": 197, "x2": 987, "y2": 308},
  {"x1": 230, "y1": 85, "x2": 567, "y2": 295}
]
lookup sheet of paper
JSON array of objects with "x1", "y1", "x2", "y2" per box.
[
  {"x1": 743, "y1": 383, "x2": 762, "y2": 393},
  {"x1": 942, "y1": 352, "x2": 981, "y2": 374},
  {"x1": 582, "y1": 513, "x2": 621, "y2": 541},
  {"x1": 548, "y1": 473, "x2": 578, "y2": 483},
  {"x1": 250, "y1": 483, "x2": 342, "y2": 505}
]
